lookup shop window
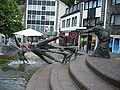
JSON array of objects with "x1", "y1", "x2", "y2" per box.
[
  {"x1": 113, "y1": 38, "x2": 119, "y2": 53},
  {"x1": 109, "y1": 37, "x2": 113, "y2": 52},
  {"x1": 110, "y1": 14, "x2": 120, "y2": 25},
  {"x1": 80, "y1": 35, "x2": 87, "y2": 50}
]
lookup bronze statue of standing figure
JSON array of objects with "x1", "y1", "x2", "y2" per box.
[{"x1": 82, "y1": 21, "x2": 110, "y2": 59}]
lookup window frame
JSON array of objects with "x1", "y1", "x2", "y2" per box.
[
  {"x1": 112, "y1": 0, "x2": 120, "y2": 5},
  {"x1": 110, "y1": 14, "x2": 120, "y2": 26}
]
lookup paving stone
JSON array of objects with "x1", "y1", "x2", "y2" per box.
[
  {"x1": 50, "y1": 64, "x2": 79, "y2": 90},
  {"x1": 86, "y1": 54, "x2": 120, "y2": 88},
  {"x1": 69, "y1": 55, "x2": 119, "y2": 90},
  {"x1": 26, "y1": 65, "x2": 54, "y2": 90}
]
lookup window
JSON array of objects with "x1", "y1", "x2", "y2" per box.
[
  {"x1": 41, "y1": 21, "x2": 45, "y2": 25},
  {"x1": 46, "y1": 11, "x2": 50, "y2": 15},
  {"x1": 85, "y1": 0, "x2": 101, "y2": 10},
  {"x1": 98, "y1": 0, "x2": 102, "y2": 6},
  {"x1": 62, "y1": 20, "x2": 65, "y2": 28},
  {"x1": 66, "y1": 18, "x2": 70, "y2": 27},
  {"x1": 37, "y1": 15, "x2": 40, "y2": 20},
  {"x1": 93, "y1": 1, "x2": 97, "y2": 8},
  {"x1": 27, "y1": 20, "x2": 31, "y2": 24},
  {"x1": 83, "y1": 19, "x2": 88, "y2": 27},
  {"x1": 47, "y1": 1, "x2": 50, "y2": 5},
  {"x1": 32, "y1": 15, "x2": 36, "y2": 19},
  {"x1": 28, "y1": 0, "x2": 32, "y2": 5},
  {"x1": 42, "y1": 6, "x2": 46, "y2": 10},
  {"x1": 42, "y1": 11, "x2": 45, "y2": 15},
  {"x1": 41, "y1": 16, "x2": 45, "y2": 20},
  {"x1": 51, "y1": 12, "x2": 55, "y2": 15},
  {"x1": 85, "y1": 2, "x2": 88, "y2": 9},
  {"x1": 42, "y1": 1, "x2": 46, "y2": 5},
  {"x1": 28, "y1": 5, "x2": 32, "y2": 10},
  {"x1": 72, "y1": 17, "x2": 74, "y2": 27},
  {"x1": 51, "y1": 1, "x2": 55, "y2": 6},
  {"x1": 38, "y1": 1, "x2": 41, "y2": 5},
  {"x1": 116, "y1": 0, "x2": 120, "y2": 4},
  {"x1": 46, "y1": 21, "x2": 49, "y2": 25},
  {"x1": 112, "y1": 0, "x2": 120, "y2": 5},
  {"x1": 32, "y1": 20, "x2": 36, "y2": 24},
  {"x1": 33, "y1": 1, "x2": 37, "y2": 5},
  {"x1": 50, "y1": 21, "x2": 54, "y2": 25},
  {"x1": 74, "y1": 16, "x2": 77, "y2": 26},
  {"x1": 28, "y1": 15, "x2": 31, "y2": 19},
  {"x1": 111, "y1": 14, "x2": 120, "y2": 25},
  {"x1": 89, "y1": 1, "x2": 93, "y2": 9},
  {"x1": 36, "y1": 20, "x2": 40, "y2": 24}
]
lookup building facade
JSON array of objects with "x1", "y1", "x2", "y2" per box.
[
  {"x1": 106, "y1": 0, "x2": 120, "y2": 53},
  {"x1": 25, "y1": 0, "x2": 57, "y2": 35},
  {"x1": 60, "y1": 2, "x2": 86, "y2": 46}
]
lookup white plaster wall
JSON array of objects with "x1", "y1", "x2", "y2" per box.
[
  {"x1": 83, "y1": 10, "x2": 88, "y2": 19},
  {"x1": 61, "y1": 12, "x2": 81, "y2": 32},
  {"x1": 96, "y1": 7, "x2": 101, "y2": 17}
]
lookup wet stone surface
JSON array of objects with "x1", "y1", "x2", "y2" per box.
[{"x1": 0, "y1": 51, "x2": 63, "y2": 90}]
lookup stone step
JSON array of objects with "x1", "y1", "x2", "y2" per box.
[
  {"x1": 26, "y1": 65, "x2": 54, "y2": 90},
  {"x1": 86, "y1": 55, "x2": 120, "y2": 88},
  {"x1": 69, "y1": 55, "x2": 119, "y2": 90},
  {"x1": 50, "y1": 64, "x2": 79, "y2": 90}
]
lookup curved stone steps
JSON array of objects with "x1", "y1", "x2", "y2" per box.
[
  {"x1": 86, "y1": 55, "x2": 120, "y2": 88},
  {"x1": 26, "y1": 65, "x2": 54, "y2": 90},
  {"x1": 69, "y1": 55, "x2": 119, "y2": 90},
  {"x1": 50, "y1": 64, "x2": 79, "y2": 90}
]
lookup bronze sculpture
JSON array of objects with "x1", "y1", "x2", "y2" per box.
[
  {"x1": 1, "y1": 36, "x2": 78, "y2": 64},
  {"x1": 82, "y1": 21, "x2": 110, "y2": 59}
]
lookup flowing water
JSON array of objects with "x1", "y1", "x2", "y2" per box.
[{"x1": 0, "y1": 51, "x2": 63, "y2": 90}]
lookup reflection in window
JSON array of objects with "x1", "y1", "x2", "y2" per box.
[
  {"x1": 32, "y1": 15, "x2": 36, "y2": 19},
  {"x1": 66, "y1": 18, "x2": 70, "y2": 27},
  {"x1": 28, "y1": 15, "x2": 31, "y2": 19},
  {"x1": 85, "y1": 2, "x2": 88, "y2": 9},
  {"x1": 89, "y1": 1, "x2": 93, "y2": 9},
  {"x1": 112, "y1": 0, "x2": 120, "y2": 5},
  {"x1": 74, "y1": 16, "x2": 77, "y2": 26},
  {"x1": 93, "y1": 1, "x2": 97, "y2": 8},
  {"x1": 116, "y1": 0, "x2": 120, "y2": 4},
  {"x1": 98, "y1": 0, "x2": 102, "y2": 6},
  {"x1": 111, "y1": 14, "x2": 120, "y2": 25},
  {"x1": 115, "y1": 15, "x2": 120, "y2": 25}
]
